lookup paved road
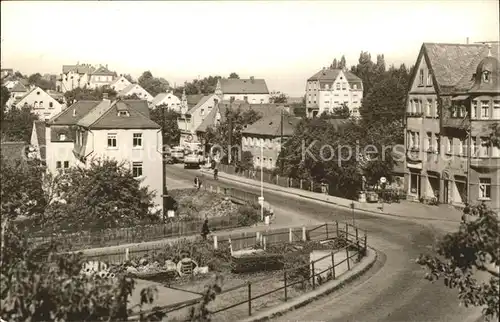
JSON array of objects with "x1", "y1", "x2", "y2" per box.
[{"x1": 165, "y1": 165, "x2": 485, "y2": 322}]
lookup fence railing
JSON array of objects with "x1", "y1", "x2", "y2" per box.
[
  {"x1": 28, "y1": 183, "x2": 262, "y2": 251},
  {"x1": 129, "y1": 221, "x2": 367, "y2": 321}
]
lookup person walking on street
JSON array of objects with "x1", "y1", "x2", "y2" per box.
[{"x1": 201, "y1": 219, "x2": 210, "y2": 240}]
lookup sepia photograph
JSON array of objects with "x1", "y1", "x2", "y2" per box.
[{"x1": 1, "y1": 1, "x2": 499, "y2": 321}]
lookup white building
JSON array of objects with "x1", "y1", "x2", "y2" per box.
[
  {"x1": 88, "y1": 65, "x2": 117, "y2": 89},
  {"x1": 151, "y1": 92, "x2": 182, "y2": 112},
  {"x1": 215, "y1": 77, "x2": 270, "y2": 104},
  {"x1": 6, "y1": 82, "x2": 29, "y2": 107},
  {"x1": 110, "y1": 75, "x2": 132, "y2": 93},
  {"x1": 177, "y1": 93, "x2": 219, "y2": 147},
  {"x1": 33, "y1": 96, "x2": 163, "y2": 213},
  {"x1": 15, "y1": 86, "x2": 64, "y2": 120},
  {"x1": 118, "y1": 83, "x2": 154, "y2": 102},
  {"x1": 56, "y1": 63, "x2": 117, "y2": 93},
  {"x1": 306, "y1": 68, "x2": 364, "y2": 118}
]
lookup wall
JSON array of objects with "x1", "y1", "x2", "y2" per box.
[
  {"x1": 221, "y1": 93, "x2": 270, "y2": 104},
  {"x1": 83, "y1": 128, "x2": 164, "y2": 211},
  {"x1": 242, "y1": 135, "x2": 282, "y2": 169},
  {"x1": 154, "y1": 94, "x2": 182, "y2": 112},
  {"x1": 45, "y1": 126, "x2": 78, "y2": 174},
  {"x1": 17, "y1": 87, "x2": 63, "y2": 120},
  {"x1": 306, "y1": 80, "x2": 320, "y2": 117},
  {"x1": 121, "y1": 85, "x2": 154, "y2": 102},
  {"x1": 89, "y1": 75, "x2": 115, "y2": 89},
  {"x1": 111, "y1": 77, "x2": 132, "y2": 92},
  {"x1": 58, "y1": 71, "x2": 90, "y2": 93},
  {"x1": 317, "y1": 72, "x2": 363, "y2": 117}
]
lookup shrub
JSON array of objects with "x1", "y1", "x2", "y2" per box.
[
  {"x1": 231, "y1": 253, "x2": 285, "y2": 274},
  {"x1": 236, "y1": 204, "x2": 260, "y2": 226}
]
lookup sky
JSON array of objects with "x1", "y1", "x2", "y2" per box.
[{"x1": 1, "y1": 1, "x2": 499, "y2": 96}]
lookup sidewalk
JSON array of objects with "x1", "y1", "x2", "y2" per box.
[{"x1": 200, "y1": 168, "x2": 464, "y2": 224}]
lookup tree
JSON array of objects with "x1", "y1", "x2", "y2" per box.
[
  {"x1": 375, "y1": 54, "x2": 386, "y2": 75},
  {"x1": 237, "y1": 151, "x2": 254, "y2": 171},
  {"x1": 63, "y1": 87, "x2": 118, "y2": 106},
  {"x1": 122, "y1": 94, "x2": 141, "y2": 100},
  {"x1": 1, "y1": 86, "x2": 10, "y2": 115},
  {"x1": 173, "y1": 76, "x2": 222, "y2": 97},
  {"x1": 330, "y1": 58, "x2": 338, "y2": 69},
  {"x1": 339, "y1": 55, "x2": 347, "y2": 69},
  {"x1": 228, "y1": 72, "x2": 240, "y2": 79},
  {"x1": 138, "y1": 71, "x2": 169, "y2": 97},
  {"x1": 330, "y1": 103, "x2": 350, "y2": 119},
  {"x1": 417, "y1": 203, "x2": 500, "y2": 320},
  {"x1": 42, "y1": 159, "x2": 158, "y2": 232},
  {"x1": 149, "y1": 106, "x2": 181, "y2": 146},
  {"x1": 123, "y1": 74, "x2": 134, "y2": 83},
  {"x1": 0, "y1": 105, "x2": 39, "y2": 142},
  {"x1": 28, "y1": 73, "x2": 55, "y2": 91},
  {"x1": 269, "y1": 91, "x2": 288, "y2": 104}
]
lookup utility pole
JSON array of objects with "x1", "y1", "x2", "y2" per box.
[
  {"x1": 161, "y1": 106, "x2": 168, "y2": 222},
  {"x1": 466, "y1": 123, "x2": 472, "y2": 205},
  {"x1": 280, "y1": 108, "x2": 284, "y2": 171},
  {"x1": 228, "y1": 108, "x2": 233, "y2": 164}
]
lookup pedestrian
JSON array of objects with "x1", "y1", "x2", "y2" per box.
[
  {"x1": 194, "y1": 176, "x2": 199, "y2": 188},
  {"x1": 201, "y1": 219, "x2": 210, "y2": 240},
  {"x1": 214, "y1": 168, "x2": 218, "y2": 180},
  {"x1": 198, "y1": 177, "x2": 202, "y2": 190}
]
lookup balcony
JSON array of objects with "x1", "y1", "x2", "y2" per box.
[
  {"x1": 470, "y1": 157, "x2": 500, "y2": 169},
  {"x1": 442, "y1": 117, "x2": 470, "y2": 130}
]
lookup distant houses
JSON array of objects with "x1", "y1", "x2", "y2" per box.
[
  {"x1": 215, "y1": 77, "x2": 271, "y2": 104},
  {"x1": 56, "y1": 63, "x2": 117, "y2": 93},
  {"x1": 117, "y1": 83, "x2": 154, "y2": 102}
]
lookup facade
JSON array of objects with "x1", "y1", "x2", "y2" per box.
[
  {"x1": 151, "y1": 92, "x2": 182, "y2": 112},
  {"x1": 56, "y1": 63, "x2": 117, "y2": 93},
  {"x1": 39, "y1": 97, "x2": 163, "y2": 212},
  {"x1": 242, "y1": 112, "x2": 300, "y2": 169},
  {"x1": 305, "y1": 68, "x2": 363, "y2": 118},
  {"x1": 405, "y1": 42, "x2": 500, "y2": 212},
  {"x1": 214, "y1": 77, "x2": 270, "y2": 104},
  {"x1": 118, "y1": 83, "x2": 154, "y2": 102},
  {"x1": 110, "y1": 75, "x2": 132, "y2": 93},
  {"x1": 15, "y1": 87, "x2": 64, "y2": 120},
  {"x1": 177, "y1": 93, "x2": 219, "y2": 147}
]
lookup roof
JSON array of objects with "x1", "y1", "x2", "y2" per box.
[
  {"x1": 85, "y1": 101, "x2": 160, "y2": 129},
  {"x1": 77, "y1": 100, "x2": 113, "y2": 128},
  {"x1": 422, "y1": 43, "x2": 495, "y2": 89},
  {"x1": 196, "y1": 102, "x2": 287, "y2": 133},
  {"x1": 62, "y1": 64, "x2": 95, "y2": 75},
  {"x1": 118, "y1": 83, "x2": 150, "y2": 97},
  {"x1": 152, "y1": 92, "x2": 179, "y2": 106},
  {"x1": 33, "y1": 121, "x2": 46, "y2": 159},
  {"x1": 219, "y1": 78, "x2": 269, "y2": 94},
  {"x1": 188, "y1": 95, "x2": 213, "y2": 113},
  {"x1": 91, "y1": 65, "x2": 115, "y2": 76},
  {"x1": 243, "y1": 113, "x2": 300, "y2": 137},
  {"x1": 49, "y1": 100, "x2": 101, "y2": 125},
  {"x1": 186, "y1": 94, "x2": 204, "y2": 108},
  {"x1": 0, "y1": 141, "x2": 28, "y2": 162},
  {"x1": 10, "y1": 82, "x2": 27, "y2": 92},
  {"x1": 455, "y1": 45, "x2": 500, "y2": 93},
  {"x1": 110, "y1": 75, "x2": 131, "y2": 86}
]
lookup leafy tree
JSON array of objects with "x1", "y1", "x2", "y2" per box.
[
  {"x1": 28, "y1": 73, "x2": 55, "y2": 91},
  {"x1": 122, "y1": 94, "x2": 141, "y2": 100},
  {"x1": 173, "y1": 76, "x2": 222, "y2": 97},
  {"x1": 42, "y1": 159, "x2": 158, "y2": 232},
  {"x1": 228, "y1": 72, "x2": 240, "y2": 79},
  {"x1": 487, "y1": 123, "x2": 500, "y2": 148},
  {"x1": 138, "y1": 71, "x2": 169, "y2": 97},
  {"x1": 417, "y1": 203, "x2": 500, "y2": 320},
  {"x1": 149, "y1": 106, "x2": 181, "y2": 146},
  {"x1": 270, "y1": 91, "x2": 288, "y2": 104},
  {"x1": 187, "y1": 274, "x2": 223, "y2": 321},
  {"x1": 1, "y1": 86, "x2": 10, "y2": 115},
  {"x1": 237, "y1": 151, "x2": 254, "y2": 171},
  {"x1": 0, "y1": 105, "x2": 39, "y2": 142},
  {"x1": 14, "y1": 71, "x2": 24, "y2": 78},
  {"x1": 123, "y1": 74, "x2": 134, "y2": 83},
  {"x1": 330, "y1": 103, "x2": 351, "y2": 119},
  {"x1": 64, "y1": 87, "x2": 118, "y2": 105}
]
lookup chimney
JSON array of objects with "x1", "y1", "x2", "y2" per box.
[
  {"x1": 103, "y1": 92, "x2": 109, "y2": 100},
  {"x1": 250, "y1": 76, "x2": 254, "y2": 83},
  {"x1": 466, "y1": 37, "x2": 469, "y2": 44}
]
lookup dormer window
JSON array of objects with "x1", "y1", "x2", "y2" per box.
[
  {"x1": 118, "y1": 111, "x2": 130, "y2": 117},
  {"x1": 483, "y1": 71, "x2": 490, "y2": 82},
  {"x1": 59, "y1": 134, "x2": 66, "y2": 141}
]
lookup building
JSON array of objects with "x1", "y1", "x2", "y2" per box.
[
  {"x1": 14, "y1": 86, "x2": 64, "y2": 120},
  {"x1": 1, "y1": 68, "x2": 14, "y2": 79},
  {"x1": 151, "y1": 92, "x2": 182, "y2": 112},
  {"x1": 35, "y1": 96, "x2": 163, "y2": 212},
  {"x1": 177, "y1": 93, "x2": 219, "y2": 147},
  {"x1": 5, "y1": 82, "x2": 29, "y2": 107},
  {"x1": 214, "y1": 77, "x2": 270, "y2": 104},
  {"x1": 117, "y1": 83, "x2": 154, "y2": 102},
  {"x1": 56, "y1": 63, "x2": 117, "y2": 93},
  {"x1": 242, "y1": 111, "x2": 300, "y2": 169},
  {"x1": 110, "y1": 75, "x2": 132, "y2": 93},
  {"x1": 305, "y1": 68, "x2": 363, "y2": 118},
  {"x1": 405, "y1": 42, "x2": 500, "y2": 212}
]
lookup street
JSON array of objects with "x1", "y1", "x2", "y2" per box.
[{"x1": 165, "y1": 165, "x2": 485, "y2": 322}]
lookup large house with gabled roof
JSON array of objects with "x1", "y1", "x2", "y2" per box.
[
  {"x1": 214, "y1": 77, "x2": 270, "y2": 104},
  {"x1": 32, "y1": 95, "x2": 164, "y2": 213},
  {"x1": 405, "y1": 41, "x2": 499, "y2": 212},
  {"x1": 305, "y1": 68, "x2": 363, "y2": 118},
  {"x1": 56, "y1": 63, "x2": 117, "y2": 93}
]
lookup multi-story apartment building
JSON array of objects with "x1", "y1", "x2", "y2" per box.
[
  {"x1": 405, "y1": 42, "x2": 499, "y2": 212},
  {"x1": 32, "y1": 95, "x2": 163, "y2": 213},
  {"x1": 305, "y1": 68, "x2": 363, "y2": 118},
  {"x1": 214, "y1": 77, "x2": 270, "y2": 104}
]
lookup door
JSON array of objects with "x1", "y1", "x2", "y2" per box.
[{"x1": 443, "y1": 180, "x2": 449, "y2": 204}]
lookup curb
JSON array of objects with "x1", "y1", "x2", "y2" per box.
[
  {"x1": 201, "y1": 169, "x2": 462, "y2": 224},
  {"x1": 239, "y1": 247, "x2": 378, "y2": 322}
]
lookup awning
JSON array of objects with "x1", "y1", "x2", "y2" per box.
[{"x1": 451, "y1": 95, "x2": 469, "y2": 101}]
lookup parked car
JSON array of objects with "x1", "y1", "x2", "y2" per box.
[
  {"x1": 170, "y1": 147, "x2": 184, "y2": 163},
  {"x1": 184, "y1": 151, "x2": 204, "y2": 169}
]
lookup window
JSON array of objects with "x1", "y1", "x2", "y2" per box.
[
  {"x1": 471, "y1": 101, "x2": 478, "y2": 119},
  {"x1": 419, "y1": 70, "x2": 424, "y2": 85},
  {"x1": 63, "y1": 161, "x2": 69, "y2": 169},
  {"x1": 427, "y1": 72, "x2": 433, "y2": 86},
  {"x1": 56, "y1": 161, "x2": 62, "y2": 169},
  {"x1": 425, "y1": 132, "x2": 432, "y2": 151},
  {"x1": 410, "y1": 172, "x2": 419, "y2": 194},
  {"x1": 460, "y1": 138, "x2": 467, "y2": 156},
  {"x1": 324, "y1": 101, "x2": 329, "y2": 104},
  {"x1": 426, "y1": 99, "x2": 432, "y2": 117},
  {"x1": 107, "y1": 133, "x2": 117, "y2": 148},
  {"x1": 481, "y1": 101, "x2": 490, "y2": 118},
  {"x1": 483, "y1": 71, "x2": 490, "y2": 82},
  {"x1": 243, "y1": 96, "x2": 248, "y2": 102},
  {"x1": 133, "y1": 133, "x2": 142, "y2": 148},
  {"x1": 37, "y1": 91, "x2": 41, "y2": 95},
  {"x1": 342, "y1": 83, "x2": 346, "y2": 90},
  {"x1": 269, "y1": 158, "x2": 273, "y2": 166},
  {"x1": 324, "y1": 84, "x2": 329, "y2": 90},
  {"x1": 59, "y1": 134, "x2": 66, "y2": 141},
  {"x1": 353, "y1": 84, "x2": 357, "y2": 89},
  {"x1": 118, "y1": 111, "x2": 129, "y2": 117},
  {"x1": 493, "y1": 101, "x2": 500, "y2": 119},
  {"x1": 479, "y1": 178, "x2": 491, "y2": 199},
  {"x1": 445, "y1": 137, "x2": 452, "y2": 154},
  {"x1": 336, "y1": 83, "x2": 340, "y2": 90},
  {"x1": 200, "y1": 108, "x2": 205, "y2": 116},
  {"x1": 435, "y1": 135, "x2": 440, "y2": 153},
  {"x1": 132, "y1": 162, "x2": 143, "y2": 178},
  {"x1": 49, "y1": 102, "x2": 54, "y2": 108},
  {"x1": 39, "y1": 101, "x2": 43, "y2": 108},
  {"x1": 471, "y1": 137, "x2": 477, "y2": 156},
  {"x1": 480, "y1": 137, "x2": 490, "y2": 157}
]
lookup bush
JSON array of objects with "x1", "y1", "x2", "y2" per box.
[
  {"x1": 236, "y1": 204, "x2": 261, "y2": 226},
  {"x1": 231, "y1": 253, "x2": 285, "y2": 274}
]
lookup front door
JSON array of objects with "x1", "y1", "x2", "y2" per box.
[{"x1": 443, "y1": 180, "x2": 449, "y2": 204}]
